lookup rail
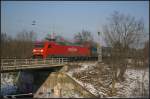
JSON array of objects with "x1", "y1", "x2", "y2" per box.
[{"x1": 1, "y1": 58, "x2": 68, "y2": 72}]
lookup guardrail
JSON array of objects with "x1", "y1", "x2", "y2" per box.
[{"x1": 1, "y1": 58, "x2": 68, "y2": 72}]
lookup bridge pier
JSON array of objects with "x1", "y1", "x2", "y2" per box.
[
  {"x1": 16, "y1": 71, "x2": 34, "y2": 94},
  {"x1": 33, "y1": 72, "x2": 96, "y2": 98}
]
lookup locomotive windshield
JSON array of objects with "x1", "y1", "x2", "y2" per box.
[{"x1": 34, "y1": 43, "x2": 44, "y2": 48}]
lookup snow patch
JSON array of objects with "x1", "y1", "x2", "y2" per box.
[
  {"x1": 66, "y1": 72, "x2": 107, "y2": 98},
  {"x1": 67, "y1": 62, "x2": 149, "y2": 98},
  {"x1": 115, "y1": 68, "x2": 149, "y2": 98}
]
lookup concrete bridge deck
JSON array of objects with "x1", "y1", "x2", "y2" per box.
[{"x1": 1, "y1": 58, "x2": 68, "y2": 73}]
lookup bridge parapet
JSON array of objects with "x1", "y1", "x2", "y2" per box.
[{"x1": 1, "y1": 58, "x2": 68, "y2": 72}]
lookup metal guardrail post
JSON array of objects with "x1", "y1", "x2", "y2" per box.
[
  {"x1": 14, "y1": 59, "x2": 16, "y2": 70},
  {"x1": 25, "y1": 59, "x2": 27, "y2": 64},
  {"x1": 61, "y1": 58, "x2": 63, "y2": 64},
  {"x1": 1, "y1": 60, "x2": 3, "y2": 70},
  {"x1": 35, "y1": 59, "x2": 37, "y2": 65},
  {"x1": 59, "y1": 58, "x2": 60, "y2": 64},
  {"x1": 43, "y1": 59, "x2": 45, "y2": 64},
  {"x1": 66, "y1": 58, "x2": 68, "y2": 63},
  {"x1": 52, "y1": 58, "x2": 54, "y2": 64}
]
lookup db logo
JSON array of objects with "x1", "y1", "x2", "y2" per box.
[{"x1": 68, "y1": 47, "x2": 78, "y2": 52}]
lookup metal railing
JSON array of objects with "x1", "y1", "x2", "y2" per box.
[{"x1": 1, "y1": 58, "x2": 68, "y2": 71}]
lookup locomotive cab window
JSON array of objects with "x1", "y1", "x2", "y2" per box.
[
  {"x1": 48, "y1": 45, "x2": 51, "y2": 48},
  {"x1": 34, "y1": 43, "x2": 44, "y2": 48}
]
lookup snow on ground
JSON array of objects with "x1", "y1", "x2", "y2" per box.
[
  {"x1": 67, "y1": 62, "x2": 149, "y2": 98},
  {"x1": 68, "y1": 62, "x2": 97, "y2": 75},
  {"x1": 67, "y1": 62, "x2": 107, "y2": 97},
  {"x1": 67, "y1": 73, "x2": 99, "y2": 97},
  {"x1": 1, "y1": 73, "x2": 17, "y2": 95},
  {"x1": 1, "y1": 73, "x2": 15, "y2": 86},
  {"x1": 79, "y1": 62, "x2": 97, "y2": 71},
  {"x1": 114, "y1": 68, "x2": 149, "y2": 98}
]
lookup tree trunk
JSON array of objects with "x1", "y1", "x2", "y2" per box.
[{"x1": 117, "y1": 63, "x2": 127, "y2": 81}]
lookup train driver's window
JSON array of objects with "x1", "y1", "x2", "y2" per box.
[{"x1": 48, "y1": 45, "x2": 51, "y2": 48}]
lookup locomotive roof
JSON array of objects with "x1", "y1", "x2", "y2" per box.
[
  {"x1": 34, "y1": 41, "x2": 90, "y2": 47},
  {"x1": 34, "y1": 41, "x2": 44, "y2": 45}
]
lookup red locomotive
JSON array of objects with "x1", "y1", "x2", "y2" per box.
[{"x1": 32, "y1": 40, "x2": 98, "y2": 60}]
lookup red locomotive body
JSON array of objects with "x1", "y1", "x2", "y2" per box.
[{"x1": 32, "y1": 41, "x2": 91, "y2": 58}]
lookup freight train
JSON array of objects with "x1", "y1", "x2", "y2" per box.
[{"x1": 32, "y1": 40, "x2": 98, "y2": 60}]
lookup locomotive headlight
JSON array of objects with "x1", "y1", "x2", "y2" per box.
[
  {"x1": 40, "y1": 49, "x2": 44, "y2": 52},
  {"x1": 33, "y1": 49, "x2": 36, "y2": 52}
]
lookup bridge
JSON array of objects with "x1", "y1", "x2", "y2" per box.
[
  {"x1": 1, "y1": 58, "x2": 68, "y2": 73},
  {"x1": 1, "y1": 58, "x2": 98, "y2": 98}
]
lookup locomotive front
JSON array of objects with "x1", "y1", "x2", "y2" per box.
[{"x1": 32, "y1": 42, "x2": 45, "y2": 58}]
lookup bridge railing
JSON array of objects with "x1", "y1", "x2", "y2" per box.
[{"x1": 1, "y1": 58, "x2": 68, "y2": 71}]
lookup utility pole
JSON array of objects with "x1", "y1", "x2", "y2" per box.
[
  {"x1": 97, "y1": 32, "x2": 102, "y2": 62},
  {"x1": 31, "y1": 20, "x2": 36, "y2": 41}
]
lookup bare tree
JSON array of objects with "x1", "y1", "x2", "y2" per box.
[
  {"x1": 1, "y1": 33, "x2": 13, "y2": 58},
  {"x1": 1, "y1": 33, "x2": 8, "y2": 58},
  {"x1": 103, "y1": 11, "x2": 145, "y2": 81},
  {"x1": 1, "y1": 30, "x2": 36, "y2": 58},
  {"x1": 74, "y1": 30, "x2": 94, "y2": 45},
  {"x1": 15, "y1": 30, "x2": 36, "y2": 58},
  {"x1": 143, "y1": 40, "x2": 149, "y2": 66}
]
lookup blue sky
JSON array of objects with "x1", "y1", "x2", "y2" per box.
[{"x1": 1, "y1": 1, "x2": 149, "y2": 45}]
